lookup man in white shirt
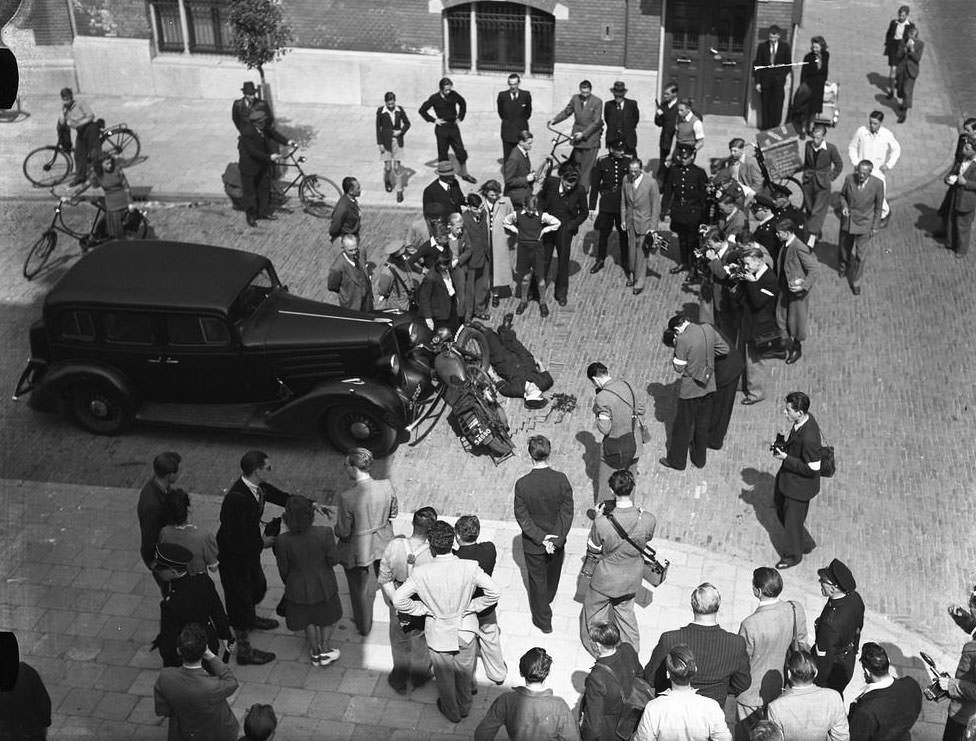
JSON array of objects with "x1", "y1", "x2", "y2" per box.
[
  {"x1": 848, "y1": 110, "x2": 901, "y2": 220},
  {"x1": 633, "y1": 644, "x2": 732, "y2": 741}
]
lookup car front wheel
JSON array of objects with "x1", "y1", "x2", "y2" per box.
[
  {"x1": 322, "y1": 402, "x2": 400, "y2": 456},
  {"x1": 69, "y1": 381, "x2": 133, "y2": 435}
]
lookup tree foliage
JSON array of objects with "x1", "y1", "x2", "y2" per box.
[{"x1": 228, "y1": 0, "x2": 294, "y2": 82}]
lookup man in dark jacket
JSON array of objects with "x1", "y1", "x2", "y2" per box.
[
  {"x1": 654, "y1": 83, "x2": 680, "y2": 180},
  {"x1": 419, "y1": 77, "x2": 477, "y2": 183},
  {"x1": 216, "y1": 450, "x2": 290, "y2": 665},
  {"x1": 735, "y1": 245, "x2": 779, "y2": 406},
  {"x1": 848, "y1": 642, "x2": 922, "y2": 740},
  {"x1": 461, "y1": 195, "x2": 492, "y2": 321},
  {"x1": 604, "y1": 81, "x2": 640, "y2": 155},
  {"x1": 753, "y1": 25, "x2": 793, "y2": 130},
  {"x1": 589, "y1": 139, "x2": 631, "y2": 276},
  {"x1": 497, "y1": 73, "x2": 532, "y2": 164},
  {"x1": 580, "y1": 622, "x2": 642, "y2": 741},
  {"x1": 376, "y1": 91, "x2": 411, "y2": 202},
  {"x1": 329, "y1": 177, "x2": 362, "y2": 243},
  {"x1": 502, "y1": 130, "x2": 535, "y2": 209},
  {"x1": 327, "y1": 234, "x2": 373, "y2": 312},
  {"x1": 237, "y1": 110, "x2": 290, "y2": 227},
  {"x1": 232, "y1": 81, "x2": 272, "y2": 134},
  {"x1": 417, "y1": 252, "x2": 463, "y2": 332},
  {"x1": 514, "y1": 435, "x2": 574, "y2": 633},
  {"x1": 813, "y1": 559, "x2": 865, "y2": 693},
  {"x1": 422, "y1": 161, "x2": 466, "y2": 233},
  {"x1": 539, "y1": 164, "x2": 588, "y2": 306},
  {"x1": 138, "y1": 451, "x2": 181, "y2": 594},
  {"x1": 662, "y1": 144, "x2": 708, "y2": 278}
]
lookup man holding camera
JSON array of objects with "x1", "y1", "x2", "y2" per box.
[
  {"x1": 771, "y1": 391, "x2": 821, "y2": 569},
  {"x1": 735, "y1": 246, "x2": 779, "y2": 406}
]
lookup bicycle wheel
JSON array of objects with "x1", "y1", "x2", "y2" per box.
[
  {"x1": 299, "y1": 175, "x2": 341, "y2": 218},
  {"x1": 23, "y1": 146, "x2": 72, "y2": 187},
  {"x1": 100, "y1": 127, "x2": 140, "y2": 166},
  {"x1": 777, "y1": 176, "x2": 807, "y2": 211},
  {"x1": 23, "y1": 230, "x2": 58, "y2": 280}
]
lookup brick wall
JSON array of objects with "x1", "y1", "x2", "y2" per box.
[
  {"x1": 755, "y1": 0, "x2": 796, "y2": 44},
  {"x1": 626, "y1": 0, "x2": 662, "y2": 70},
  {"x1": 285, "y1": 0, "x2": 441, "y2": 54},
  {"x1": 72, "y1": 0, "x2": 150, "y2": 39},
  {"x1": 30, "y1": 0, "x2": 74, "y2": 44},
  {"x1": 557, "y1": 0, "x2": 626, "y2": 67}
]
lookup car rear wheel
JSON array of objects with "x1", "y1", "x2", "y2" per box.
[
  {"x1": 69, "y1": 381, "x2": 133, "y2": 435},
  {"x1": 322, "y1": 402, "x2": 399, "y2": 456}
]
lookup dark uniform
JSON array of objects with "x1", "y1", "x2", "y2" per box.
[
  {"x1": 590, "y1": 152, "x2": 632, "y2": 270},
  {"x1": 237, "y1": 113, "x2": 288, "y2": 224},
  {"x1": 538, "y1": 174, "x2": 588, "y2": 303},
  {"x1": 753, "y1": 215, "x2": 781, "y2": 265},
  {"x1": 814, "y1": 559, "x2": 865, "y2": 694},
  {"x1": 662, "y1": 154, "x2": 709, "y2": 274}
]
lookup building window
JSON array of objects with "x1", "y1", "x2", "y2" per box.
[
  {"x1": 445, "y1": 3, "x2": 555, "y2": 76},
  {"x1": 151, "y1": 0, "x2": 234, "y2": 54}
]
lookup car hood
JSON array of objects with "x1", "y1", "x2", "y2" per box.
[{"x1": 240, "y1": 290, "x2": 394, "y2": 347}]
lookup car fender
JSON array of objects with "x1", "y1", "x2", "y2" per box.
[
  {"x1": 33, "y1": 362, "x2": 137, "y2": 411},
  {"x1": 265, "y1": 377, "x2": 408, "y2": 435}
]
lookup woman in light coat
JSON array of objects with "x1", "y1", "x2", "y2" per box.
[{"x1": 481, "y1": 179, "x2": 515, "y2": 304}]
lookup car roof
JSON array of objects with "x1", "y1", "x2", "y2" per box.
[{"x1": 45, "y1": 240, "x2": 271, "y2": 313}]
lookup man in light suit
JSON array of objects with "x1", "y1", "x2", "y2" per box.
[
  {"x1": 497, "y1": 73, "x2": 532, "y2": 164},
  {"x1": 942, "y1": 136, "x2": 976, "y2": 258},
  {"x1": 604, "y1": 80, "x2": 640, "y2": 155},
  {"x1": 502, "y1": 130, "x2": 534, "y2": 209},
  {"x1": 727, "y1": 137, "x2": 764, "y2": 203},
  {"x1": 327, "y1": 234, "x2": 374, "y2": 312},
  {"x1": 838, "y1": 161, "x2": 885, "y2": 295},
  {"x1": 394, "y1": 520, "x2": 500, "y2": 723},
  {"x1": 154, "y1": 623, "x2": 240, "y2": 741},
  {"x1": 753, "y1": 25, "x2": 793, "y2": 130},
  {"x1": 620, "y1": 157, "x2": 661, "y2": 295},
  {"x1": 549, "y1": 80, "x2": 604, "y2": 195},
  {"x1": 894, "y1": 25, "x2": 923, "y2": 123},
  {"x1": 801, "y1": 125, "x2": 844, "y2": 239}
]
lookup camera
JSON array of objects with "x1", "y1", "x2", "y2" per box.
[
  {"x1": 726, "y1": 261, "x2": 749, "y2": 282},
  {"x1": 920, "y1": 651, "x2": 950, "y2": 702},
  {"x1": 769, "y1": 433, "x2": 786, "y2": 453}
]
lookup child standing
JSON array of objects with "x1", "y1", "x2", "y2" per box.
[{"x1": 503, "y1": 194, "x2": 560, "y2": 318}]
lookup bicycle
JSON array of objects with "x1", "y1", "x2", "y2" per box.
[
  {"x1": 23, "y1": 190, "x2": 150, "y2": 280},
  {"x1": 534, "y1": 123, "x2": 577, "y2": 188},
  {"x1": 22, "y1": 119, "x2": 141, "y2": 188},
  {"x1": 271, "y1": 146, "x2": 341, "y2": 218},
  {"x1": 753, "y1": 139, "x2": 806, "y2": 210}
]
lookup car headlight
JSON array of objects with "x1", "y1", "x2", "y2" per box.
[
  {"x1": 389, "y1": 354, "x2": 401, "y2": 376},
  {"x1": 408, "y1": 321, "x2": 419, "y2": 345}
]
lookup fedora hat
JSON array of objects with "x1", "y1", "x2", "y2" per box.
[
  {"x1": 241, "y1": 81, "x2": 257, "y2": 95},
  {"x1": 436, "y1": 161, "x2": 455, "y2": 176},
  {"x1": 610, "y1": 81, "x2": 628, "y2": 94}
]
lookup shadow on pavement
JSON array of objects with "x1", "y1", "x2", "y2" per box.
[
  {"x1": 573, "y1": 429, "x2": 601, "y2": 504},
  {"x1": 912, "y1": 200, "x2": 944, "y2": 234},
  {"x1": 737, "y1": 466, "x2": 787, "y2": 557}
]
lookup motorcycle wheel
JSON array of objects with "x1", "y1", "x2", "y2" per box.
[{"x1": 455, "y1": 325, "x2": 490, "y2": 372}]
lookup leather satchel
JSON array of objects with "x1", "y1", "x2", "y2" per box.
[
  {"x1": 605, "y1": 511, "x2": 669, "y2": 587},
  {"x1": 819, "y1": 432, "x2": 836, "y2": 478}
]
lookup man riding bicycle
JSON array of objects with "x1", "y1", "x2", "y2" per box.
[{"x1": 58, "y1": 88, "x2": 100, "y2": 186}]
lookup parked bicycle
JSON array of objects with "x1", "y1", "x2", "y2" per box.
[
  {"x1": 532, "y1": 124, "x2": 576, "y2": 188},
  {"x1": 24, "y1": 190, "x2": 150, "y2": 280},
  {"x1": 272, "y1": 145, "x2": 341, "y2": 218},
  {"x1": 22, "y1": 119, "x2": 141, "y2": 188},
  {"x1": 753, "y1": 139, "x2": 806, "y2": 210}
]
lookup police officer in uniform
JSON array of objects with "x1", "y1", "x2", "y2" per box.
[
  {"x1": 152, "y1": 543, "x2": 234, "y2": 668},
  {"x1": 662, "y1": 144, "x2": 709, "y2": 280},
  {"x1": 813, "y1": 558, "x2": 865, "y2": 695},
  {"x1": 751, "y1": 195, "x2": 781, "y2": 265},
  {"x1": 588, "y1": 139, "x2": 632, "y2": 278},
  {"x1": 771, "y1": 185, "x2": 811, "y2": 245}
]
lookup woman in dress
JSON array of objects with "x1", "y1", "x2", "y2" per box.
[
  {"x1": 157, "y1": 488, "x2": 218, "y2": 576},
  {"x1": 797, "y1": 36, "x2": 830, "y2": 135},
  {"x1": 274, "y1": 495, "x2": 342, "y2": 666},
  {"x1": 481, "y1": 179, "x2": 515, "y2": 305}
]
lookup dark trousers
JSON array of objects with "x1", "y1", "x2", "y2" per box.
[
  {"x1": 240, "y1": 166, "x2": 272, "y2": 218},
  {"x1": 815, "y1": 653, "x2": 856, "y2": 694},
  {"x1": 463, "y1": 264, "x2": 491, "y2": 319},
  {"x1": 943, "y1": 719, "x2": 967, "y2": 741},
  {"x1": 543, "y1": 228, "x2": 573, "y2": 301},
  {"x1": 523, "y1": 547, "x2": 565, "y2": 630},
  {"x1": 73, "y1": 121, "x2": 100, "y2": 180},
  {"x1": 435, "y1": 122, "x2": 468, "y2": 164},
  {"x1": 218, "y1": 553, "x2": 267, "y2": 631},
  {"x1": 595, "y1": 211, "x2": 629, "y2": 265},
  {"x1": 344, "y1": 561, "x2": 381, "y2": 636},
  {"x1": 897, "y1": 74, "x2": 917, "y2": 109},
  {"x1": 947, "y1": 208, "x2": 975, "y2": 256},
  {"x1": 671, "y1": 219, "x2": 700, "y2": 269},
  {"x1": 667, "y1": 393, "x2": 714, "y2": 469},
  {"x1": 708, "y1": 378, "x2": 740, "y2": 450},
  {"x1": 657, "y1": 142, "x2": 672, "y2": 181},
  {"x1": 760, "y1": 84, "x2": 786, "y2": 129},
  {"x1": 774, "y1": 484, "x2": 812, "y2": 560},
  {"x1": 502, "y1": 139, "x2": 517, "y2": 164}
]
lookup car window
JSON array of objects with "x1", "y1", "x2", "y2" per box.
[
  {"x1": 57, "y1": 310, "x2": 95, "y2": 342},
  {"x1": 231, "y1": 267, "x2": 279, "y2": 323},
  {"x1": 101, "y1": 311, "x2": 155, "y2": 345},
  {"x1": 166, "y1": 315, "x2": 232, "y2": 347}
]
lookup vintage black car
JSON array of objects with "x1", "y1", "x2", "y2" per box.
[{"x1": 13, "y1": 240, "x2": 441, "y2": 455}]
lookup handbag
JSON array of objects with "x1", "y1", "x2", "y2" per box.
[
  {"x1": 819, "y1": 432, "x2": 836, "y2": 478},
  {"x1": 605, "y1": 511, "x2": 669, "y2": 587},
  {"x1": 751, "y1": 325, "x2": 786, "y2": 358}
]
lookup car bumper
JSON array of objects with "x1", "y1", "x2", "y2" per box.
[{"x1": 12, "y1": 358, "x2": 47, "y2": 402}]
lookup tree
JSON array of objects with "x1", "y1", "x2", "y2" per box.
[{"x1": 228, "y1": 0, "x2": 294, "y2": 85}]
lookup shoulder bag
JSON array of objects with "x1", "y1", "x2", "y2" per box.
[
  {"x1": 819, "y1": 430, "x2": 836, "y2": 478},
  {"x1": 601, "y1": 382, "x2": 651, "y2": 445},
  {"x1": 605, "y1": 510, "x2": 669, "y2": 587},
  {"x1": 590, "y1": 661, "x2": 655, "y2": 740}
]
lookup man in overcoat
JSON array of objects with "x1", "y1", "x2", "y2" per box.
[{"x1": 549, "y1": 80, "x2": 604, "y2": 195}]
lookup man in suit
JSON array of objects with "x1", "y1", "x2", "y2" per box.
[
  {"x1": 589, "y1": 139, "x2": 632, "y2": 277},
  {"x1": 644, "y1": 583, "x2": 751, "y2": 706},
  {"x1": 620, "y1": 157, "x2": 661, "y2": 295},
  {"x1": 848, "y1": 642, "x2": 922, "y2": 739},
  {"x1": 216, "y1": 450, "x2": 291, "y2": 665},
  {"x1": 513, "y1": 435, "x2": 574, "y2": 634},
  {"x1": 654, "y1": 82, "x2": 680, "y2": 181},
  {"x1": 838, "y1": 161, "x2": 885, "y2": 295},
  {"x1": 767, "y1": 650, "x2": 849, "y2": 739},
  {"x1": 662, "y1": 144, "x2": 709, "y2": 278},
  {"x1": 587, "y1": 362, "x2": 644, "y2": 501},
  {"x1": 883, "y1": 5, "x2": 914, "y2": 99},
  {"x1": 418, "y1": 251, "x2": 463, "y2": 332},
  {"x1": 801, "y1": 125, "x2": 844, "y2": 239},
  {"x1": 422, "y1": 161, "x2": 465, "y2": 233},
  {"x1": 736, "y1": 567, "x2": 808, "y2": 734},
  {"x1": 327, "y1": 234, "x2": 373, "y2": 312},
  {"x1": 376, "y1": 91, "x2": 411, "y2": 203},
  {"x1": 813, "y1": 559, "x2": 865, "y2": 694},
  {"x1": 549, "y1": 80, "x2": 604, "y2": 195},
  {"x1": 461, "y1": 195, "x2": 492, "y2": 321},
  {"x1": 154, "y1": 624, "x2": 240, "y2": 741},
  {"x1": 939, "y1": 589, "x2": 976, "y2": 740},
  {"x1": 717, "y1": 195, "x2": 750, "y2": 243},
  {"x1": 772, "y1": 392, "x2": 822, "y2": 569},
  {"x1": 735, "y1": 245, "x2": 779, "y2": 407},
  {"x1": 848, "y1": 111, "x2": 901, "y2": 221},
  {"x1": 502, "y1": 130, "x2": 535, "y2": 209},
  {"x1": 138, "y1": 451, "x2": 181, "y2": 595},
  {"x1": 894, "y1": 25, "x2": 923, "y2": 123},
  {"x1": 232, "y1": 81, "x2": 273, "y2": 134},
  {"x1": 418, "y1": 77, "x2": 476, "y2": 183},
  {"x1": 775, "y1": 218, "x2": 819, "y2": 365},
  {"x1": 942, "y1": 136, "x2": 976, "y2": 259},
  {"x1": 727, "y1": 138, "x2": 764, "y2": 203},
  {"x1": 604, "y1": 80, "x2": 640, "y2": 155},
  {"x1": 497, "y1": 73, "x2": 532, "y2": 164},
  {"x1": 753, "y1": 25, "x2": 793, "y2": 130},
  {"x1": 394, "y1": 520, "x2": 500, "y2": 722},
  {"x1": 538, "y1": 163, "x2": 588, "y2": 306},
  {"x1": 751, "y1": 196, "x2": 782, "y2": 264},
  {"x1": 237, "y1": 110, "x2": 290, "y2": 227},
  {"x1": 328, "y1": 176, "x2": 362, "y2": 243},
  {"x1": 660, "y1": 313, "x2": 729, "y2": 471}
]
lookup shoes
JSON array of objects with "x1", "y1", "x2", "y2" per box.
[
  {"x1": 246, "y1": 215, "x2": 258, "y2": 227},
  {"x1": 852, "y1": 286, "x2": 862, "y2": 296},
  {"x1": 502, "y1": 312, "x2": 514, "y2": 327},
  {"x1": 932, "y1": 230, "x2": 947, "y2": 239},
  {"x1": 387, "y1": 673, "x2": 408, "y2": 695},
  {"x1": 897, "y1": 111, "x2": 907, "y2": 124},
  {"x1": 237, "y1": 647, "x2": 275, "y2": 665},
  {"x1": 539, "y1": 304, "x2": 550, "y2": 318},
  {"x1": 625, "y1": 276, "x2": 636, "y2": 287},
  {"x1": 669, "y1": 264, "x2": 686, "y2": 274},
  {"x1": 318, "y1": 648, "x2": 340, "y2": 667},
  {"x1": 741, "y1": 395, "x2": 765, "y2": 406},
  {"x1": 590, "y1": 260, "x2": 605, "y2": 274},
  {"x1": 385, "y1": 183, "x2": 393, "y2": 193},
  {"x1": 658, "y1": 457, "x2": 684, "y2": 471},
  {"x1": 436, "y1": 699, "x2": 462, "y2": 723},
  {"x1": 837, "y1": 265, "x2": 847, "y2": 278},
  {"x1": 803, "y1": 543, "x2": 816, "y2": 555},
  {"x1": 785, "y1": 342, "x2": 802, "y2": 365},
  {"x1": 411, "y1": 672, "x2": 433, "y2": 689},
  {"x1": 633, "y1": 287, "x2": 644, "y2": 295},
  {"x1": 491, "y1": 295, "x2": 500, "y2": 307},
  {"x1": 535, "y1": 623, "x2": 553, "y2": 634},
  {"x1": 515, "y1": 302, "x2": 527, "y2": 315},
  {"x1": 460, "y1": 173, "x2": 477, "y2": 184},
  {"x1": 880, "y1": 214, "x2": 891, "y2": 229},
  {"x1": 253, "y1": 616, "x2": 279, "y2": 631},
  {"x1": 557, "y1": 297, "x2": 567, "y2": 307},
  {"x1": 775, "y1": 557, "x2": 800, "y2": 570},
  {"x1": 885, "y1": 88, "x2": 894, "y2": 99},
  {"x1": 258, "y1": 214, "x2": 278, "y2": 221}
]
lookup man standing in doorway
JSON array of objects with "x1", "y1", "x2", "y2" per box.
[
  {"x1": 753, "y1": 25, "x2": 793, "y2": 130},
  {"x1": 549, "y1": 80, "x2": 604, "y2": 195},
  {"x1": 419, "y1": 77, "x2": 477, "y2": 184},
  {"x1": 497, "y1": 73, "x2": 532, "y2": 164}
]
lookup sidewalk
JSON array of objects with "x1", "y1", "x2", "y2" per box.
[{"x1": 0, "y1": 478, "x2": 955, "y2": 740}]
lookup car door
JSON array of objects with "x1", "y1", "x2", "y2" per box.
[
  {"x1": 86, "y1": 309, "x2": 177, "y2": 400},
  {"x1": 161, "y1": 313, "x2": 249, "y2": 403}
]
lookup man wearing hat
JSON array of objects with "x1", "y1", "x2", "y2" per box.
[
  {"x1": 538, "y1": 162, "x2": 588, "y2": 306},
  {"x1": 604, "y1": 81, "x2": 640, "y2": 156},
  {"x1": 661, "y1": 144, "x2": 708, "y2": 279},
  {"x1": 237, "y1": 108, "x2": 291, "y2": 227},
  {"x1": 752, "y1": 25, "x2": 793, "y2": 130},
  {"x1": 418, "y1": 77, "x2": 477, "y2": 184},
  {"x1": 152, "y1": 542, "x2": 234, "y2": 668},
  {"x1": 328, "y1": 234, "x2": 374, "y2": 312},
  {"x1": 549, "y1": 80, "x2": 604, "y2": 196},
  {"x1": 232, "y1": 81, "x2": 272, "y2": 134},
  {"x1": 752, "y1": 194, "x2": 782, "y2": 264},
  {"x1": 588, "y1": 139, "x2": 631, "y2": 278},
  {"x1": 813, "y1": 558, "x2": 865, "y2": 694},
  {"x1": 373, "y1": 240, "x2": 420, "y2": 312},
  {"x1": 422, "y1": 161, "x2": 465, "y2": 234}
]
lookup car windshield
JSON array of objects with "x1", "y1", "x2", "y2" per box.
[{"x1": 231, "y1": 267, "x2": 279, "y2": 323}]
